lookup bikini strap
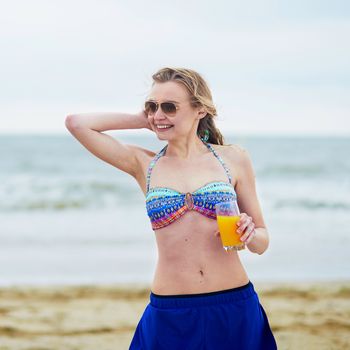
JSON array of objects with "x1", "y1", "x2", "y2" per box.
[
  {"x1": 203, "y1": 141, "x2": 232, "y2": 184},
  {"x1": 146, "y1": 141, "x2": 232, "y2": 192},
  {"x1": 146, "y1": 145, "x2": 167, "y2": 193}
]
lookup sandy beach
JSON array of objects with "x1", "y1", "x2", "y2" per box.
[{"x1": 0, "y1": 281, "x2": 349, "y2": 350}]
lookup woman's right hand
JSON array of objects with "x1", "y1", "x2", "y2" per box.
[{"x1": 136, "y1": 110, "x2": 153, "y2": 131}]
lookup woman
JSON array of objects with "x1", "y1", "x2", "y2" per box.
[{"x1": 65, "y1": 67, "x2": 277, "y2": 349}]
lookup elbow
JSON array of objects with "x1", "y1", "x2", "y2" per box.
[{"x1": 65, "y1": 114, "x2": 82, "y2": 131}]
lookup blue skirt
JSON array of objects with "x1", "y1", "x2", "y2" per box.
[{"x1": 129, "y1": 280, "x2": 277, "y2": 350}]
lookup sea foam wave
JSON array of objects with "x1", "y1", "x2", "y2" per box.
[
  {"x1": 0, "y1": 180, "x2": 141, "y2": 212},
  {"x1": 274, "y1": 199, "x2": 350, "y2": 211}
]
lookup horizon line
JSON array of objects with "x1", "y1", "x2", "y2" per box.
[{"x1": 1, "y1": 130, "x2": 349, "y2": 138}]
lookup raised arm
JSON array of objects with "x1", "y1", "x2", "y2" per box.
[{"x1": 65, "y1": 111, "x2": 153, "y2": 178}]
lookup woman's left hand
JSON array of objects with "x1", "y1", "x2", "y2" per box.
[
  {"x1": 214, "y1": 212, "x2": 257, "y2": 244},
  {"x1": 236, "y1": 213, "x2": 256, "y2": 244}
]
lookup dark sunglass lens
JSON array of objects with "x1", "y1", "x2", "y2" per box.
[
  {"x1": 145, "y1": 101, "x2": 157, "y2": 114},
  {"x1": 162, "y1": 103, "x2": 177, "y2": 115}
]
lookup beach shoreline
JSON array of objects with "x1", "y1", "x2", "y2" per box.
[{"x1": 0, "y1": 281, "x2": 349, "y2": 349}]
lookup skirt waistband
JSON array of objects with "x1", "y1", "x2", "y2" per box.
[{"x1": 150, "y1": 281, "x2": 255, "y2": 309}]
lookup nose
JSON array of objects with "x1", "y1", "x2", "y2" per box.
[{"x1": 153, "y1": 106, "x2": 167, "y2": 121}]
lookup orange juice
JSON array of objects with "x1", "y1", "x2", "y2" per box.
[{"x1": 217, "y1": 215, "x2": 242, "y2": 247}]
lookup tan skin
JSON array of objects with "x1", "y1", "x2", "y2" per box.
[{"x1": 65, "y1": 81, "x2": 270, "y2": 295}]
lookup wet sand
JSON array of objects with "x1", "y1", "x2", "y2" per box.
[{"x1": 0, "y1": 281, "x2": 349, "y2": 349}]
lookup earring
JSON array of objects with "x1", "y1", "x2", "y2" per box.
[{"x1": 201, "y1": 130, "x2": 210, "y2": 142}]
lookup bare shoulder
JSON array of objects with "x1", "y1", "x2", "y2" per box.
[
  {"x1": 213, "y1": 143, "x2": 250, "y2": 163},
  {"x1": 212, "y1": 143, "x2": 255, "y2": 182}
]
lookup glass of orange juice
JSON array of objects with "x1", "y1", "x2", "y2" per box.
[{"x1": 215, "y1": 200, "x2": 245, "y2": 251}]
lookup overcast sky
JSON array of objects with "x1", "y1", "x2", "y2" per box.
[{"x1": 1, "y1": 0, "x2": 349, "y2": 136}]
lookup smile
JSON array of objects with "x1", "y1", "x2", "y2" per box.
[{"x1": 156, "y1": 125, "x2": 173, "y2": 129}]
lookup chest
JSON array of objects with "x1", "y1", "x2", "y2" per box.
[{"x1": 148, "y1": 155, "x2": 236, "y2": 193}]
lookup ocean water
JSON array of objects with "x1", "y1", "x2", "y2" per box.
[{"x1": 0, "y1": 134, "x2": 349, "y2": 286}]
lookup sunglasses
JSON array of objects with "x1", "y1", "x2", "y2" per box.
[{"x1": 144, "y1": 101, "x2": 179, "y2": 117}]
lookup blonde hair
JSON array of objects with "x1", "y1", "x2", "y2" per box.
[{"x1": 151, "y1": 67, "x2": 225, "y2": 145}]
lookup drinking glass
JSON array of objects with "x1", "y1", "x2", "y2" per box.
[{"x1": 215, "y1": 200, "x2": 245, "y2": 251}]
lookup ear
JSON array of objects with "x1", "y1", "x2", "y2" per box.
[{"x1": 197, "y1": 108, "x2": 207, "y2": 120}]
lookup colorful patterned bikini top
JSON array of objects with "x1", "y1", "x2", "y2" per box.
[{"x1": 145, "y1": 140, "x2": 237, "y2": 230}]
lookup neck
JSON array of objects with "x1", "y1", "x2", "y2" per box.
[{"x1": 164, "y1": 136, "x2": 208, "y2": 159}]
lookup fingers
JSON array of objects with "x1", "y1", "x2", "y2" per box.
[
  {"x1": 215, "y1": 213, "x2": 256, "y2": 243},
  {"x1": 236, "y1": 213, "x2": 251, "y2": 234},
  {"x1": 237, "y1": 214, "x2": 256, "y2": 243},
  {"x1": 240, "y1": 223, "x2": 255, "y2": 242},
  {"x1": 245, "y1": 229, "x2": 256, "y2": 244}
]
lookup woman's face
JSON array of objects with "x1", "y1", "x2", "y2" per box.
[{"x1": 146, "y1": 81, "x2": 204, "y2": 141}]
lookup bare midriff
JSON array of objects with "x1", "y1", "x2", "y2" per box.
[{"x1": 151, "y1": 211, "x2": 250, "y2": 295}]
